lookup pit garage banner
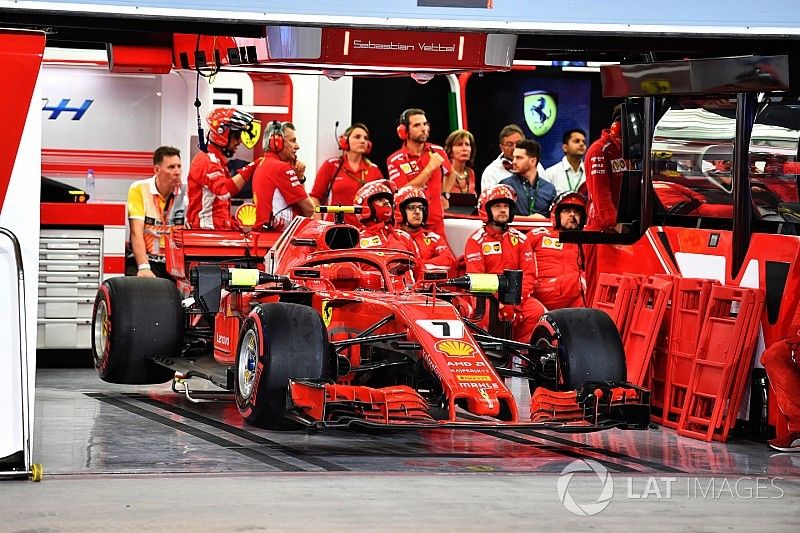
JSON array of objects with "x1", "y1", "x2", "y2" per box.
[{"x1": 3, "y1": 0, "x2": 800, "y2": 35}]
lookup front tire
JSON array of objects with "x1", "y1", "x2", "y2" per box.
[
  {"x1": 530, "y1": 307, "x2": 626, "y2": 392},
  {"x1": 92, "y1": 277, "x2": 182, "y2": 384},
  {"x1": 235, "y1": 302, "x2": 330, "y2": 428}
]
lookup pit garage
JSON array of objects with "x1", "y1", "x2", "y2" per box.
[{"x1": 2, "y1": 1, "x2": 800, "y2": 529}]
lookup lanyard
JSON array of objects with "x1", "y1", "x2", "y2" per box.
[
  {"x1": 564, "y1": 163, "x2": 583, "y2": 192},
  {"x1": 525, "y1": 179, "x2": 540, "y2": 215}
]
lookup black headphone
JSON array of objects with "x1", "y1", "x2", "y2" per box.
[{"x1": 267, "y1": 120, "x2": 284, "y2": 153}]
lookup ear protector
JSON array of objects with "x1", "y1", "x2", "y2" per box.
[
  {"x1": 338, "y1": 123, "x2": 373, "y2": 153},
  {"x1": 396, "y1": 111, "x2": 410, "y2": 141},
  {"x1": 267, "y1": 120, "x2": 284, "y2": 153},
  {"x1": 610, "y1": 120, "x2": 622, "y2": 139}
]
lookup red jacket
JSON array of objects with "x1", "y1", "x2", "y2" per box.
[
  {"x1": 359, "y1": 223, "x2": 419, "y2": 256},
  {"x1": 525, "y1": 227, "x2": 584, "y2": 310},
  {"x1": 311, "y1": 157, "x2": 383, "y2": 225},
  {"x1": 464, "y1": 224, "x2": 530, "y2": 275},
  {"x1": 187, "y1": 145, "x2": 255, "y2": 229},
  {"x1": 386, "y1": 143, "x2": 452, "y2": 235},
  {"x1": 585, "y1": 128, "x2": 624, "y2": 231},
  {"x1": 406, "y1": 227, "x2": 456, "y2": 275},
  {"x1": 252, "y1": 152, "x2": 309, "y2": 230}
]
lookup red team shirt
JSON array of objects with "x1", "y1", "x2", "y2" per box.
[
  {"x1": 585, "y1": 128, "x2": 624, "y2": 231},
  {"x1": 312, "y1": 157, "x2": 383, "y2": 225},
  {"x1": 406, "y1": 228, "x2": 456, "y2": 275},
  {"x1": 252, "y1": 152, "x2": 309, "y2": 230},
  {"x1": 187, "y1": 145, "x2": 251, "y2": 230},
  {"x1": 386, "y1": 143, "x2": 452, "y2": 236},
  {"x1": 464, "y1": 224, "x2": 544, "y2": 343},
  {"x1": 524, "y1": 228, "x2": 584, "y2": 310}
]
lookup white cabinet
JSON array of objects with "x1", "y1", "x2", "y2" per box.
[{"x1": 37, "y1": 229, "x2": 103, "y2": 349}]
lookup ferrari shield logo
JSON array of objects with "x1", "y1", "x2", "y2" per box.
[
  {"x1": 510, "y1": 236, "x2": 518, "y2": 246},
  {"x1": 321, "y1": 300, "x2": 333, "y2": 327},
  {"x1": 523, "y1": 91, "x2": 557, "y2": 137}
]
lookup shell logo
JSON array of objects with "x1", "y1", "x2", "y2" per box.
[
  {"x1": 235, "y1": 203, "x2": 257, "y2": 227},
  {"x1": 435, "y1": 339, "x2": 476, "y2": 357}
]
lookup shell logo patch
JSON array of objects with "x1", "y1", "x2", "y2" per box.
[
  {"x1": 482, "y1": 242, "x2": 501, "y2": 255},
  {"x1": 321, "y1": 300, "x2": 333, "y2": 327},
  {"x1": 542, "y1": 237, "x2": 563, "y2": 250},
  {"x1": 360, "y1": 235, "x2": 382, "y2": 248},
  {"x1": 435, "y1": 339, "x2": 477, "y2": 357}
]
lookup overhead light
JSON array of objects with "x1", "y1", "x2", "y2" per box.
[
  {"x1": 410, "y1": 72, "x2": 435, "y2": 84},
  {"x1": 323, "y1": 69, "x2": 345, "y2": 81}
]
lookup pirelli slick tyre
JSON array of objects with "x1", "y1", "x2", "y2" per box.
[
  {"x1": 235, "y1": 302, "x2": 330, "y2": 429},
  {"x1": 531, "y1": 307, "x2": 626, "y2": 392},
  {"x1": 92, "y1": 277, "x2": 182, "y2": 384}
]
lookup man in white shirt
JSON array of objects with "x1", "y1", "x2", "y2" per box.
[
  {"x1": 543, "y1": 128, "x2": 587, "y2": 196},
  {"x1": 481, "y1": 124, "x2": 545, "y2": 191}
]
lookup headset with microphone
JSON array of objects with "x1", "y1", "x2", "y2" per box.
[
  {"x1": 338, "y1": 122, "x2": 372, "y2": 154},
  {"x1": 266, "y1": 120, "x2": 284, "y2": 153},
  {"x1": 396, "y1": 110, "x2": 410, "y2": 141}
]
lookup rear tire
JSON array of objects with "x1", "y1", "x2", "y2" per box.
[
  {"x1": 92, "y1": 277, "x2": 182, "y2": 384},
  {"x1": 530, "y1": 307, "x2": 626, "y2": 392},
  {"x1": 235, "y1": 302, "x2": 330, "y2": 428}
]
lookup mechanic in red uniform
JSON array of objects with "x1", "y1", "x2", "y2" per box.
[
  {"x1": 252, "y1": 121, "x2": 315, "y2": 230},
  {"x1": 311, "y1": 122, "x2": 383, "y2": 225},
  {"x1": 464, "y1": 185, "x2": 545, "y2": 344},
  {"x1": 386, "y1": 108, "x2": 454, "y2": 237},
  {"x1": 525, "y1": 192, "x2": 588, "y2": 310},
  {"x1": 585, "y1": 107, "x2": 625, "y2": 232},
  {"x1": 353, "y1": 180, "x2": 418, "y2": 256},
  {"x1": 761, "y1": 313, "x2": 800, "y2": 452},
  {"x1": 394, "y1": 185, "x2": 456, "y2": 276},
  {"x1": 187, "y1": 108, "x2": 261, "y2": 229}
]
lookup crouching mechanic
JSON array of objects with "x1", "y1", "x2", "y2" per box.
[
  {"x1": 464, "y1": 185, "x2": 546, "y2": 344},
  {"x1": 524, "y1": 192, "x2": 588, "y2": 309},
  {"x1": 353, "y1": 180, "x2": 418, "y2": 256},
  {"x1": 761, "y1": 323, "x2": 800, "y2": 452},
  {"x1": 394, "y1": 186, "x2": 456, "y2": 276},
  {"x1": 187, "y1": 108, "x2": 262, "y2": 229},
  {"x1": 127, "y1": 146, "x2": 185, "y2": 278}
]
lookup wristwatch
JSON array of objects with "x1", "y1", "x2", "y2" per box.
[{"x1": 441, "y1": 192, "x2": 450, "y2": 200}]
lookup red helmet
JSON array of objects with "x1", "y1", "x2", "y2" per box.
[
  {"x1": 478, "y1": 184, "x2": 517, "y2": 225},
  {"x1": 206, "y1": 108, "x2": 256, "y2": 157},
  {"x1": 354, "y1": 180, "x2": 396, "y2": 223},
  {"x1": 550, "y1": 191, "x2": 587, "y2": 230},
  {"x1": 394, "y1": 186, "x2": 428, "y2": 227}
]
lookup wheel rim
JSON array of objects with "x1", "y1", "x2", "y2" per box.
[
  {"x1": 237, "y1": 328, "x2": 258, "y2": 400},
  {"x1": 93, "y1": 299, "x2": 109, "y2": 367}
]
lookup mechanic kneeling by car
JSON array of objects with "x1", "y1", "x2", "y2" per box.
[
  {"x1": 394, "y1": 185, "x2": 457, "y2": 276},
  {"x1": 353, "y1": 180, "x2": 419, "y2": 256},
  {"x1": 464, "y1": 184, "x2": 546, "y2": 344},
  {"x1": 523, "y1": 191, "x2": 589, "y2": 310}
]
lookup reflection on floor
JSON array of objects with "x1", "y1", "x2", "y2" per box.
[{"x1": 33, "y1": 369, "x2": 800, "y2": 477}]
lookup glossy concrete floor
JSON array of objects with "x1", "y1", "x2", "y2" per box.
[{"x1": 2, "y1": 368, "x2": 799, "y2": 531}]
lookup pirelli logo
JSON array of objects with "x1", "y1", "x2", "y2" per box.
[{"x1": 456, "y1": 375, "x2": 492, "y2": 382}]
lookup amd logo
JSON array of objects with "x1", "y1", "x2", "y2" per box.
[{"x1": 42, "y1": 98, "x2": 93, "y2": 120}]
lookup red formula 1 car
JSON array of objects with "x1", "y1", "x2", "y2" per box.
[{"x1": 92, "y1": 207, "x2": 650, "y2": 432}]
